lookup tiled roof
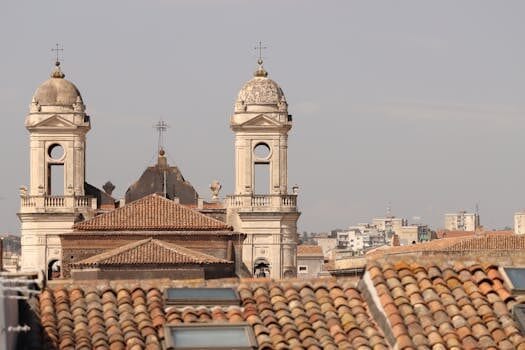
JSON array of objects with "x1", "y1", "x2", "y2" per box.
[
  {"x1": 35, "y1": 278, "x2": 388, "y2": 350},
  {"x1": 74, "y1": 194, "x2": 232, "y2": 231},
  {"x1": 436, "y1": 229, "x2": 513, "y2": 239},
  {"x1": 71, "y1": 238, "x2": 231, "y2": 267},
  {"x1": 297, "y1": 244, "x2": 324, "y2": 257},
  {"x1": 366, "y1": 261, "x2": 524, "y2": 349},
  {"x1": 367, "y1": 234, "x2": 525, "y2": 259},
  {"x1": 443, "y1": 234, "x2": 525, "y2": 251}
]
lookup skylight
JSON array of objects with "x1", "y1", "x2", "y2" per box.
[
  {"x1": 164, "y1": 287, "x2": 240, "y2": 306},
  {"x1": 503, "y1": 267, "x2": 525, "y2": 291},
  {"x1": 164, "y1": 324, "x2": 256, "y2": 350}
]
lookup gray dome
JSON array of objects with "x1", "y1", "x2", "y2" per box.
[
  {"x1": 236, "y1": 64, "x2": 286, "y2": 107},
  {"x1": 32, "y1": 65, "x2": 82, "y2": 106}
]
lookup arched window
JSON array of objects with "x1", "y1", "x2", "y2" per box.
[
  {"x1": 253, "y1": 143, "x2": 271, "y2": 194},
  {"x1": 47, "y1": 259, "x2": 61, "y2": 280},
  {"x1": 47, "y1": 144, "x2": 65, "y2": 195},
  {"x1": 253, "y1": 258, "x2": 270, "y2": 278}
]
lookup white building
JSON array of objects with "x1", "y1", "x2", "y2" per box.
[
  {"x1": 226, "y1": 59, "x2": 300, "y2": 279},
  {"x1": 372, "y1": 216, "x2": 407, "y2": 235},
  {"x1": 18, "y1": 62, "x2": 98, "y2": 276},
  {"x1": 336, "y1": 229, "x2": 364, "y2": 253},
  {"x1": 444, "y1": 211, "x2": 480, "y2": 231},
  {"x1": 514, "y1": 211, "x2": 525, "y2": 235}
]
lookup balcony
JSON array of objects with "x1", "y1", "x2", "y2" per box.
[
  {"x1": 20, "y1": 195, "x2": 97, "y2": 213},
  {"x1": 227, "y1": 194, "x2": 298, "y2": 212}
]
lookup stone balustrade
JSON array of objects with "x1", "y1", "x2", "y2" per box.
[
  {"x1": 227, "y1": 194, "x2": 297, "y2": 211},
  {"x1": 20, "y1": 195, "x2": 96, "y2": 212}
]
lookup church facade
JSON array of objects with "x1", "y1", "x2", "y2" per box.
[{"x1": 18, "y1": 58, "x2": 300, "y2": 280}]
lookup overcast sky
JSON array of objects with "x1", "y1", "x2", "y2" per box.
[{"x1": 1, "y1": 1, "x2": 524, "y2": 234}]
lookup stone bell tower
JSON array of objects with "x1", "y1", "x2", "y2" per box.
[
  {"x1": 226, "y1": 59, "x2": 300, "y2": 279},
  {"x1": 18, "y1": 62, "x2": 96, "y2": 276}
]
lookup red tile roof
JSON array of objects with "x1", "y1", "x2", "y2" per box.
[
  {"x1": 297, "y1": 244, "x2": 324, "y2": 257},
  {"x1": 367, "y1": 233, "x2": 525, "y2": 258},
  {"x1": 366, "y1": 262, "x2": 525, "y2": 349},
  {"x1": 35, "y1": 278, "x2": 389, "y2": 350},
  {"x1": 74, "y1": 194, "x2": 232, "y2": 231},
  {"x1": 71, "y1": 238, "x2": 232, "y2": 267}
]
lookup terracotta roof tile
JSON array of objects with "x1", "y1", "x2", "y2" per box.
[
  {"x1": 74, "y1": 194, "x2": 231, "y2": 231},
  {"x1": 368, "y1": 262, "x2": 525, "y2": 349},
  {"x1": 297, "y1": 245, "x2": 324, "y2": 257},
  {"x1": 71, "y1": 238, "x2": 231, "y2": 268},
  {"x1": 367, "y1": 233, "x2": 525, "y2": 259},
  {"x1": 35, "y1": 279, "x2": 388, "y2": 349}
]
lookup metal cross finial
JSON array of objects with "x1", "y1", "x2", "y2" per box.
[
  {"x1": 154, "y1": 119, "x2": 170, "y2": 153},
  {"x1": 254, "y1": 41, "x2": 267, "y2": 64},
  {"x1": 51, "y1": 43, "x2": 64, "y2": 66}
]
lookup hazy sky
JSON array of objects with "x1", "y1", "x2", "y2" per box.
[{"x1": 1, "y1": 1, "x2": 524, "y2": 234}]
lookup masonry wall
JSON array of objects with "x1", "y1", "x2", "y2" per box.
[{"x1": 60, "y1": 232, "x2": 240, "y2": 278}]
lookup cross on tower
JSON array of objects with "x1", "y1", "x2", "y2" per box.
[
  {"x1": 51, "y1": 43, "x2": 64, "y2": 66},
  {"x1": 254, "y1": 41, "x2": 267, "y2": 64},
  {"x1": 154, "y1": 119, "x2": 170, "y2": 153}
]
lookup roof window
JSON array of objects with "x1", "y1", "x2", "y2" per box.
[
  {"x1": 164, "y1": 323, "x2": 256, "y2": 350},
  {"x1": 502, "y1": 267, "x2": 525, "y2": 293},
  {"x1": 164, "y1": 287, "x2": 240, "y2": 306}
]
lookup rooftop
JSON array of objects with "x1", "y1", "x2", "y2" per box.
[{"x1": 73, "y1": 194, "x2": 232, "y2": 232}]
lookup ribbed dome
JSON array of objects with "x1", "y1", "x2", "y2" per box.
[
  {"x1": 32, "y1": 64, "x2": 82, "y2": 107},
  {"x1": 236, "y1": 63, "x2": 286, "y2": 107}
]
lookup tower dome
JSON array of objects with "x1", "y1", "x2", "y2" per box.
[
  {"x1": 32, "y1": 62, "x2": 83, "y2": 108},
  {"x1": 235, "y1": 60, "x2": 287, "y2": 113}
]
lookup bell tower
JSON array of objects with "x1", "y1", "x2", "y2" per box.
[
  {"x1": 226, "y1": 59, "x2": 300, "y2": 279},
  {"x1": 18, "y1": 61, "x2": 96, "y2": 276}
]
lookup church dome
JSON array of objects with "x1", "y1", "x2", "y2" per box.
[
  {"x1": 32, "y1": 63, "x2": 83, "y2": 107},
  {"x1": 236, "y1": 61, "x2": 287, "y2": 109}
]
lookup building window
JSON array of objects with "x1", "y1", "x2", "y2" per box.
[
  {"x1": 502, "y1": 267, "x2": 525, "y2": 293},
  {"x1": 164, "y1": 288, "x2": 240, "y2": 306},
  {"x1": 164, "y1": 323, "x2": 257, "y2": 350},
  {"x1": 298, "y1": 265, "x2": 308, "y2": 273}
]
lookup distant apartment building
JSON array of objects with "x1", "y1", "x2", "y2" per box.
[
  {"x1": 336, "y1": 229, "x2": 364, "y2": 252},
  {"x1": 397, "y1": 225, "x2": 430, "y2": 245},
  {"x1": 372, "y1": 216, "x2": 408, "y2": 234},
  {"x1": 515, "y1": 211, "x2": 525, "y2": 235},
  {"x1": 313, "y1": 235, "x2": 338, "y2": 260},
  {"x1": 444, "y1": 211, "x2": 480, "y2": 231}
]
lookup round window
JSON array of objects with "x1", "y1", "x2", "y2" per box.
[
  {"x1": 253, "y1": 143, "x2": 270, "y2": 159},
  {"x1": 48, "y1": 144, "x2": 64, "y2": 160}
]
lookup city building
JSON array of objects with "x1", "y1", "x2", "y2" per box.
[
  {"x1": 396, "y1": 224, "x2": 430, "y2": 245},
  {"x1": 296, "y1": 245, "x2": 324, "y2": 278},
  {"x1": 444, "y1": 210, "x2": 480, "y2": 231},
  {"x1": 18, "y1": 62, "x2": 102, "y2": 274},
  {"x1": 515, "y1": 211, "x2": 525, "y2": 235},
  {"x1": 313, "y1": 235, "x2": 337, "y2": 260},
  {"x1": 336, "y1": 229, "x2": 364, "y2": 252},
  {"x1": 226, "y1": 59, "x2": 300, "y2": 279}
]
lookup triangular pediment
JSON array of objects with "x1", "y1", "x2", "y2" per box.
[
  {"x1": 240, "y1": 114, "x2": 282, "y2": 128},
  {"x1": 33, "y1": 115, "x2": 76, "y2": 129}
]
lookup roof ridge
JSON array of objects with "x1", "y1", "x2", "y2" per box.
[{"x1": 73, "y1": 193, "x2": 232, "y2": 231}]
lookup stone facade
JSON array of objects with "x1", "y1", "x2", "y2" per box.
[
  {"x1": 226, "y1": 61, "x2": 300, "y2": 279},
  {"x1": 18, "y1": 63, "x2": 97, "y2": 276}
]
